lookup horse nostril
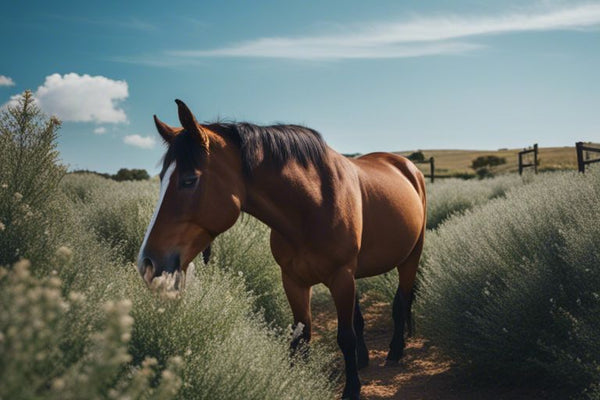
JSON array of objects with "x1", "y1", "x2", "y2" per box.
[{"x1": 141, "y1": 257, "x2": 156, "y2": 285}]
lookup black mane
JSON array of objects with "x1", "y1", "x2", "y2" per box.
[
  {"x1": 210, "y1": 123, "x2": 329, "y2": 176},
  {"x1": 161, "y1": 122, "x2": 329, "y2": 177}
]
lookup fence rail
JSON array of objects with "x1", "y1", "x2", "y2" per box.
[
  {"x1": 576, "y1": 142, "x2": 600, "y2": 173},
  {"x1": 518, "y1": 143, "x2": 538, "y2": 175}
]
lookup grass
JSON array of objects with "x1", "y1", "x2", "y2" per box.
[{"x1": 396, "y1": 146, "x2": 583, "y2": 177}]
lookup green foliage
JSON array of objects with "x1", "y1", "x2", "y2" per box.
[
  {"x1": 71, "y1": 169, "x2": 150, "y2": 182},
  {"x1": 471, "y1": 155, "x2": 506, "y2": 169},
  {"x1": 128, "y1": 264, "x2": 335, "y2": 400},
  {"x1": 407, "y1": 151, "x2": 426, "y2": 162},
  {"x1": 417, "y1": 169, "x2": 600, "y2": 394},
  {"x1": 113, "y1": 168, "x2": 150, "y2": 182},
  {"x1": 0, "y1": 91, "x2": 66, "y2": 265},
  {"x1": 211, "y1": 215, "x2": 290, "y2": 327},
  {"x1": 475, "y1": 167, "x2": 494, "y2": 179},
  {"x1": 426, "y1": 174, "x2": 528, "y2": 229},
  {"x1": 0, "y1": 260, "x2": 182, "y2": 400},
  {"x1": 61, "y1": 173, "x2": 157, "y2": 263}
]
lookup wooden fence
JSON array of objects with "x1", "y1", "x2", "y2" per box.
[
  {"x1": 414, "y1": 157, "x2": 435, "y2": 183},
  {"x1": 518, "y1": 143, "x2": 538, "y2": 175},
  {"x1": 576, "y1": 142, "x2": 600, "y2": 173}
]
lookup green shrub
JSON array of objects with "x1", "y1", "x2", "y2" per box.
[
  {"x1": 471, "y1": 155, "x2": 506, "y2": 169},
  {"x1": 417, "y1": 169, "x2": 600, "y2": 394},
  {"x1": 211, "y1": 215, "x2": 289, "y2": 327},
  {"x1": 128, "y1": 263, "x2": 335, "y2": 400},
  {"x1": 0, "y1": 91, "x2": 66, "y2": 265},
  {"x1": 0, "y1": 260, "x2": 181, "y2": 400},
  {"x1": 113, "y1": 168, "x2": 150, "y2": 182},
  {"x1": 426, "y1": 174, "x2": 528, "y2": 229},
  {"x1": 61, "y1": 174, "x2": 157, "y2": 263}
]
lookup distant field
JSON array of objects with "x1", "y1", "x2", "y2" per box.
[{"x1": 394, "y1": 146, "x2": 581, "y2": 177}]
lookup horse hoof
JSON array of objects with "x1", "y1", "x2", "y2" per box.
[
  {"x1": 341, "y1": 386, "x2": 361, "y2": 399},
  {"x1": 385, "y1": 348, "x2": 403, "y2": 364}
]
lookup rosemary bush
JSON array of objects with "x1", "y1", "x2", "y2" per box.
[
  {"x1": 0, "y1": 91, "x2": 66, "y2": 266},
  {"x1": 211, "y1": 215, "x2": 290, "y2": 327},
  {"x1": 426, "y1": 174, "x2": 528, "y2": 229},
  {"x1": 417, "y1": 169, "x2": 600, "y2": 394}
]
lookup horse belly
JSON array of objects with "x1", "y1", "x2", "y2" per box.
[{"x1": 355, "y1": 177, "x2": 424, "y2": 279}]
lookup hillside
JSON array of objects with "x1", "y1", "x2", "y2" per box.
[{"x1": 394, "y1": 146, "x2": 579, "y2": 178}]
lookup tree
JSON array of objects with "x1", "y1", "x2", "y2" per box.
[
  {"x1": 0, "y1": 91, "x2": 66, "y2": 264},
  {"x1": 408, "y1": 151, "x2": 425, "y2": 162},
  {"x1": 471, "y1": 155, "x2": 506, "y2": 170},
  {"x1": 113, "y1": 168, "x2": 150, "y2": 181}
]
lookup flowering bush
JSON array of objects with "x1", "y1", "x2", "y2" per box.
[
  {"x1": 0, "y1": 260, "x2": 182, "y2": 400},
  {"x1": 0, "y1": 91, "x2": 66, "y2": 266},
  {"x1": 417, "y1": 168, "x2": 600, "y2": 394},
  {"x1": 426, "y1": 174, "x2": 529, "y2": 229}
]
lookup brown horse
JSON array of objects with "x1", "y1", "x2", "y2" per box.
[{"x1": 137, "y1": 100, "x2": 426, "y2": 400}]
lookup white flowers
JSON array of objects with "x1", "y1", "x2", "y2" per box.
[{"x1": 55, "y1": 246, "x2": 73, "y2": 264}]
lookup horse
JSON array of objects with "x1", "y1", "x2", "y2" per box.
[{"x1": 137, "y1": 100, "x2": 426, "y2": 400}]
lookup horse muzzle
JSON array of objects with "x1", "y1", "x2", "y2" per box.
[{"x1": 137, "y1": 252, "x2": 182, "y2": 286}]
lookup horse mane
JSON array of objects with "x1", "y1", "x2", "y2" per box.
[
  {"x1": 209, "y1": 123, "x2": 329, "y2": 176},
  {"x1": 161, "y1": 122, "x2": 329, "y2": 177}
]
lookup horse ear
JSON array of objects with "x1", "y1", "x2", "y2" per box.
[
  {"x1": 154, "y1": 115, "x2": 176, "y2": 144},
  {"x1": 175, "y1": 99, "x2": 209, "y2": 149}
]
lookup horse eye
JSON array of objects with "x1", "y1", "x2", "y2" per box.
[{"x1": 181, "y1": 176, "x2": 198, "y2": 188}]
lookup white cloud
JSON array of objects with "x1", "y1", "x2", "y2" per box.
[
  {"x1": 167, "y1": 3, "x2": 600, "y2": 60},
  {"x1": 0, "y1": 75, "x2": 15, "y2": 86},
  {"x1": 93, "y1": 126, "x2": 107, "y2": 134},
  {"x1": 5, "y1": 73, "x2": 128, "y2": 123},
  {"x1": 124, "y1": 134, "x2": 156, "y2": 149}
]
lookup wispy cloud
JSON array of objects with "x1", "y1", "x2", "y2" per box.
[
  {"x1": 124, "y1": 134, "x2": 156, "y2": 149},
  {"x1": 0, "y1": 75, "x2": 15, "y2": 86},
  {"x1": 164, "y1": 3, "x2": 600, "y2": 61}
]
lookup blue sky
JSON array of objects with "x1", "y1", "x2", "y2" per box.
[{"x1": 2, "y1": 0, "x2": 599, "y2": 174}]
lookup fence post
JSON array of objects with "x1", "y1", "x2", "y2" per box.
[
  {"x1": 429, "y1": 157, "x2": 435, "y2": 183},
  {"x1": 518, "y1": 152, "x2": 523, "y2": 175},
  {"x1": 576, "y1": 142, "x2": 585, "y2": 173},
  {"x1": 533, "y1": 143, "x2": 538, "y2": 174}
]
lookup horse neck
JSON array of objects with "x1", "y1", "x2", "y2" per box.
[{"x1": 241, "y1": 162, "x2": 330, "y2": 244}]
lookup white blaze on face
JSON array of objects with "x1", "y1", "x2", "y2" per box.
[{"x1": 138, "y1": 162, "x2": 176, "y2": 264}]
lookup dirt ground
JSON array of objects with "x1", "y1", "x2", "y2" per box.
[{"x1": 312, "y1": 298, "x2": 561, "y2": 400}]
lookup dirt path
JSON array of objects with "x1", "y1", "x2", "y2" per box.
[{"x1": 312, "y1": 298, "x2": 559, "y2": 400}]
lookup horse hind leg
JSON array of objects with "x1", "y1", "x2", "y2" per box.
[
  {"x1": 386, "y1": 286, "x2": 411, "y2": 364},
  {"x1": 386, "y1": 231, "x2": 424, "y2": 365},
  {"x1": 354, "y1": 293, "x2": 369, "y2": 369}
]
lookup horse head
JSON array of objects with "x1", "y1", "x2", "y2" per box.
[{"x1": 137, "y1": 100, "x2": 245, "y2": 287}]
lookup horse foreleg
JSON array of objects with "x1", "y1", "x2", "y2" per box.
[
  {"x1": 354, "y1": 294, "x2": 369, "y2": 369},
  {"x1": 282, "y1": 273, "x2": 312, "y2": 356},
  {"x1": 329, "y1": 270, "x2": 361, "y2": 400}
]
